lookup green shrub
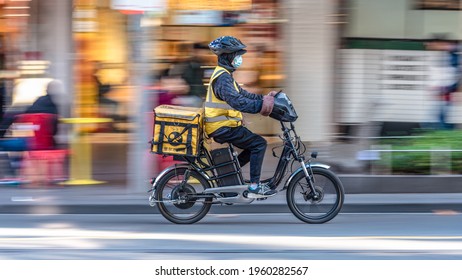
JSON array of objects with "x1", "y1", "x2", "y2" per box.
[{"x1": 377, "y1": 130, "x2": 462, "y2": 174}]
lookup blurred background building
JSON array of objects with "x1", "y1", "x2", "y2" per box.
[
  {"x1": 339, "y1": 0, "x2": 462, "y2": 138},
  {"x1": 1, "y1": 0, "x2": 462, "y2": 188},
  {"x1": 0, "y1": 0, "x2": 339, "y2": 142}
]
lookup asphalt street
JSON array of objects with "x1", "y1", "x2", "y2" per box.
[{"x1": 0, "y1": 212, "x2": 461, "y2": 260}]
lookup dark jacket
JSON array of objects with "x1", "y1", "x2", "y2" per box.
[
  {"x1": 0, "y1": 94, "x2": 59, "y2": 140},
  {"x1": 210, "y1": 52, "x2": 264, "y2": 137},
  {"x1": 181, "y1": 59, "x2": 207, "y2": 98},
  {"x1": 447, "y1": 47, "x2": 460, "y2": 94},
  {"x1": 25, "y1": 94, "x2": 59, "y2": 136},
  {"x1": 26, "y1": 94, "x2": 58, "y2": 115},
  {"x1": 93, "y1": 74, "x2": 111, "y2": 100},
  {"x1": 213, "y1": 73, "x2": 263, "y2": 114}
]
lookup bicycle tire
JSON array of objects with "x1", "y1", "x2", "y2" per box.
[
  {"x1": 155, "y1": 167, "x2": 212, "y2": 224},
  {"x1": 286, "y1": 167, "x2": 344, "y2": 224}
]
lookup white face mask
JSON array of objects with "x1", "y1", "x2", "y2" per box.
[{"x1": 232, "y1": 55, "x2": 243, "y2": 68}]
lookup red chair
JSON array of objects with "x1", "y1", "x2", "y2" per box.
[
  {"x1": 14, "y1": 113, "x2": 56, "y2": 150},
  {"x1": 14, "y1": 113, "x2": 67, "y2": 185}
]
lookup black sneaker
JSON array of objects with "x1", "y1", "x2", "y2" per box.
[{"x1": 247, "y1": 183, "x2": 277, "y2": 198}]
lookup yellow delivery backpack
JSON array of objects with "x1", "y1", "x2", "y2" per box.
[{"x1": 151, "y1": 105, "x2": 204, "y2": 157}]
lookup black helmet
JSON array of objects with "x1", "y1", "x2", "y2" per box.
[
  {"x1": 269, "y1": 92, "x2": 298, "y2": 122},
  {"x1": 209, "y1": 36, "x2": 247, "y2": 56}
]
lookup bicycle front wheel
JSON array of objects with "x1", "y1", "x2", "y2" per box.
[
  {"x1": 155, "y1": 167, "x2": 212, "y2": 224},
  {"x1": 286, "y1": 167, "x2": 344, "y2": 224}
]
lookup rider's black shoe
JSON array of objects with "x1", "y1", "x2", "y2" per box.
[{"x1": 247, "y1": 183, "x2": 277, "y2": 198}]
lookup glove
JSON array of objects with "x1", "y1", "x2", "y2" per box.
[{"x1": 260, "y1": 94, "x2": 275, "y2": 116}]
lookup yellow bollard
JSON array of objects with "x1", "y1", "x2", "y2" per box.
[{"x1": 60, "y1": 117, "x2": 112, "y2": 185}]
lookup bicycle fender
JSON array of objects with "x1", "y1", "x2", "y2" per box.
[
  {"x1": 151, "y1": 163, "x2": 191, "y2": 190},
  {"x1": 283, "y1": 163, "x2": 330, "y2": 190}
]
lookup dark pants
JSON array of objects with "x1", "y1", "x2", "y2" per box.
[
  {"x1": 437, "y1": 100, "x2": 454, "y2": 130},
  {"x1": 212, "y1": 126, "x2": 267, "y2": 183},
  {"x1": 99, "y1": 96, "x2": 119, "y2": 120}
]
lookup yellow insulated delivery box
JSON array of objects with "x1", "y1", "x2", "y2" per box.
[{"x1": 151, "y1": 105, "x2": 204, "y2": 157}]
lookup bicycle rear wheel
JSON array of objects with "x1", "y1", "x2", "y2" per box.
[{"x1": 155, "y1": 167, "x2": 212, "y2": 224}]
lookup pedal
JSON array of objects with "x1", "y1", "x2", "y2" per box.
[{"x1": 257, "y1": 197, "x2": 268, "y2": 201}]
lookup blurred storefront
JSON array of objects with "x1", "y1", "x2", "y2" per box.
[
  {"x1": 150, "y1": 0, "x2": 340, "y2": 141},
  {"x1": 72, "y1": 0, "x2": 132, "y2": 131},
  {"x1": 0, "y1": 0, "x2": 73, "y2": 119},
  {"x1": 155, "y1": 0, "x2": 286, "y2": 135},
  {"x1": 0, "y1": 0, "x2": 128, "y2": 123},
  {"x1": 0, "y1": 0, "x2": 39, "y2": 110},
  {"x1": 339, "y1": 0, "x2": 462, "y2": 137},
  {"x1": 1, "y1": 0, "x2": 341, "y2": 140},
  {"x1": 1, "y1": 0, "x2": 343, "y2": 189},
  {"x1": 71, "y1": 0, "x2": 294, "y2": 136}
]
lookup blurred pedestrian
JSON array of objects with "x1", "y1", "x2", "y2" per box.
[
  {"x1": 92, "y1": 61, "x2": 119, "y2": 118},
  {"x1": 427, "y1": 34, "x2": 460, "y2": 130},
  {"x1": 0, "y1": 80, "x2": 61, "y2": 147},
  {"x1": 148, "y1": 69, "x2": 172, "y2": 106},
  {"x1": 181, "y1": 43, "x2": 208, "y2": 101},
  {"x1": 0, "y1": 80, "x2": 62, "y2": 180},
  {"x1": 166, "y1": 43, "x2": 209, "y2": 108}
]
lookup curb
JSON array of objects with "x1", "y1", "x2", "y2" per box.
[
  {"x1": 339, "y1": 175, "x2": 462, "y2": 193},
  {"x1": 1, "y1": 202, "x2": 461, "y2": 215}
]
